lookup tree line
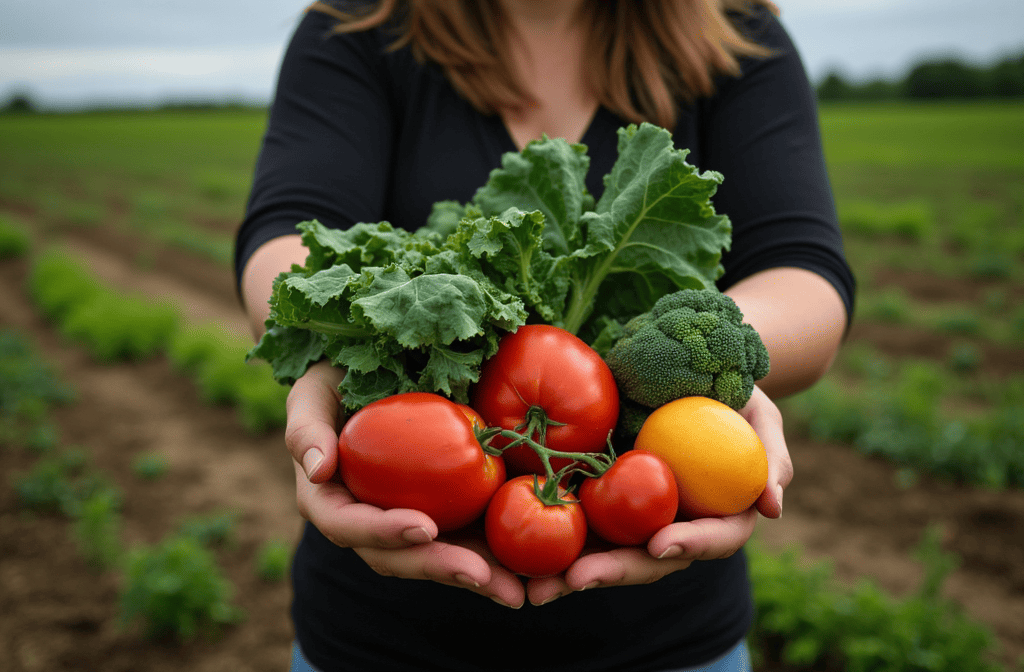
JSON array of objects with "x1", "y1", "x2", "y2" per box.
[
  {"x1": 817, "y1": 51, "x2": 1024, "y2": 101},
  {"x1": 4, "y1": 50, "x2": 1023, "y2": 114}
]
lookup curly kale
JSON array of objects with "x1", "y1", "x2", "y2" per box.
[{"x1": 604, "y1": 288, "x2": 770, "y2": 412}]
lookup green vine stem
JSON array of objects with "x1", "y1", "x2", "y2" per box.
[{"x1": 475, "y1": 411, "x2": 617, "y2": 506}]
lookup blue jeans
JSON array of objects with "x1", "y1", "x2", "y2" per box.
[{"x1": 290, "y1": 639, "x2": 751, "y2": 672}]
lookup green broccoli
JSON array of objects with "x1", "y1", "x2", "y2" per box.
[{"x1": 604, "y1": 288, "x2": 770, "y2": 412}]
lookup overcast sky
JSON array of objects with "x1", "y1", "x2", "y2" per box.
[{"x1": 2, "y1": 0, "x2": 1023, "y2": 108}]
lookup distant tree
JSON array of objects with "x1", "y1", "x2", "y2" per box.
[
  {"x1": 2, "y1": 91, "x2": 36, "y2": 114},
  {"x1": 856, "y1": 77, "x2": 901, "y2": 101},
  {"x1": 817, "y1": 71, "x2": 855, "y2": 101},
  {"x1": 904, "y1": 58, "x2": 987, "y2": 98},
  {"x1": 986, "y1": 53, "x2": 1024, "y2": 97},
  {"x1": 817, "y1": 51, "x2": 1024, "y2": 102}
]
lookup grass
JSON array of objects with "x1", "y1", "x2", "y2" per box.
[
  {"x1": 819, "y1": 101, "x2": 1024, "y2": 170},
  {"x1": 0, "y1": 109, "x2": 264, "y2": 265}
]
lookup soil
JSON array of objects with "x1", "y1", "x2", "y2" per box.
[{"x1": 1, "y1": 228, "x2": 1022, "y2": 671}]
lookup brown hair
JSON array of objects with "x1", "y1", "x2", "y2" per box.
[{"x1": 308, "y1": 0, "x2": 776, "y2": 129}]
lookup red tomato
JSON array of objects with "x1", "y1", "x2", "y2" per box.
[
  {"x1": 578, "y1": 450, "x2": 679, "y2": 546},
  {"x1": 471, "y1": 324, "x2": 619, "y2": 476},
  {"x1": 485, "y1": 475, "x2": 587, "y2": 577},
  {"x1": 337, "y1": 392, "x2": 505, "y2": 532},
  {"x1": 456, "y1": 403, "x2": 487, "y2": 432}
]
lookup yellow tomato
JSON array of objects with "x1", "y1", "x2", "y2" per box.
[{"x1": 635, "y1": 396, "x2": 768, "y2": 519}]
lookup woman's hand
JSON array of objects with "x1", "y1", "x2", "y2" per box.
[
  {"x1": 526, "y1": 386, "x2": 792, "y2": 606},
  {"x1": 287, "y1": 361, "x2": 527, "y2": 608}
]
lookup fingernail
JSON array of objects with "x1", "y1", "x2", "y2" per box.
[
  {"x1": 301, "y1": 449, "x2": 324, "y2": 479},
  {"x1": 455, "y1": 573, "x2": 480, "y2": 588},
  {"x1": 537, "y1": 592, "x2": 563, "y2": 606},
  {"x1": 776, "y1": 485, "x2": 784, "y2": 517},
  {"x1": 491, "y1": 596, "x2": 520, "y2": 609},
  {"x1": 402, "y1": 527, "x2": 433, "y2": 544},
  {"x1": 581, "y1": 581, "x2": 601, "y2": 591},
  {"x1": 658, "y1": 545, "x2": 683, "y2": 559}
]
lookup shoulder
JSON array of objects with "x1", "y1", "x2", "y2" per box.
[
  {"x1": 281, "y1": 5, "x2": 437, "y2": 102},
  {"x1": 727, "y1": 4, "x2": 795, "y2": 53},
  {"x1": 290, "y1": 6, "x2": 392, "y2": 63},
  {"x1": 716, "y1": 6, "x2": 810, "y2": 91}
]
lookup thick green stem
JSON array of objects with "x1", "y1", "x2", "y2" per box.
[
  {"x1": 473, "y1": 407, "x2": 615, "y2": 506},
  {"x1": 496, "y1": 430, "x2": 611, "y2": 477}
]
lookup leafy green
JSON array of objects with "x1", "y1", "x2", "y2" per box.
[{"x1": 250, "y1": 122, "x2": 732, "y2": 410}]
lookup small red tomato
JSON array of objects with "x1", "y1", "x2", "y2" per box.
[
  {"x1": 578, "y1": 450, "x2": 679, "y2": 546},
  {"x1": 338, "y1": 392, "x2": 505, "y2": 532},
  {"x1": 484, "y1": 475, "x2": 587, "y2": 577}
]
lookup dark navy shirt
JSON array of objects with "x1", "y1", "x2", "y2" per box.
[{"x1": 235, "y1": 6, "x2": 855, "y2": 671}]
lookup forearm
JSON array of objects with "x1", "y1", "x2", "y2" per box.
[
  {"x1": 240, "y1": 234, "x2": 308, "y2": 341},
  {"x1": 725, "y1": 266, "x2": 848, "y2": 400}
]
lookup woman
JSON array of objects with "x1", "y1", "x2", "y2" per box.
[{"x1": 235, "y1": 1, "x2": 855, "y2": 670}]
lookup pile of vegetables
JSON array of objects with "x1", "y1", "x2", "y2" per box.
[{"x1": 251, "y1": 122, "x2": 772, "y2": 576}]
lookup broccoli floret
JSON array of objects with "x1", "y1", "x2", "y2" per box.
[
  {"x1": 604, "y1": 288, "x2": 770, "y2": 411},
  {"x1": 611, "y1": 397, "x2": 655, "y2": 452}
]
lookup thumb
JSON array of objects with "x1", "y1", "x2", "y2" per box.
[{"x1": 285, "y1": 361, "x2": 346, "y2": 483}]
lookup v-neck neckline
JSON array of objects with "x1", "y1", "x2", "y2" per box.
[{"x1": 494, "y1": 106, "x2": 606, "y2": 154}]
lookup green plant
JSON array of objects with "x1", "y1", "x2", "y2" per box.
[
  {"x1": 120, "y1": 533, "x2": 243, "y2": 640},
  {"x1": 748, "y1": 528, "x2": 1002, "y2": 672},
  {"x1": 937, "y1": 312, "x2": 983, "y2": 337},
  {"x1": 28, "y1": 248, "x2": 102, "y2": 321},
  {"x1": 168, "y1": 326, "x2": 289, "y2": 434},
  {"x1": 131, "y1": 452, "x2": 170, "y2": 480},
  {"x1": 0, "y1": 329, "x2": 74, "y2": 446},
  {"x1": 836, "y1": 342, "x2": 893, "y2": 380},
  {"x1": 946, "y1": 199, "x2": 1002, "y2": 252},
  {"x1": 969, "y1": 249, "x2": 1014, "y2": 280},
  {"x1": 193, "y1": 167, "x2": 247, "y2": 202},
  {"x1": 60, "y1": 290, "x2": 178, "y2": 362},
  {"x1": 167, "y1": 324, "x2": 233, "y2": 373},
  {"x1": 947, "y1": 342, "x2": 983, "y2": 374},
  {"x1": 13, "y1": 447, "x2": 123, "y2": 516},
  {"x1": 177, "y1": 509, "x2": 239, "y2": 548},
  {"x1": 254, "y1": 539, "x2": 292, "y2": 582},
  {"x1": 839, "y1": 198, "x2": 935, "y2": 241},
  {"x1": 0, "y1": 213, "x2": 31, "y2": 258},
  {"x1": 72, "y1": 487, "x2": 124, "y2": 570},
  {"x1": 234, "y1": 377, "x2": 289, "y2": 435},
  {"x1": 784, "y1": 363, "x2": 1024, "y2": 489},
  {"x1": 860, "y1": 286, "x2": 913, "y2": 323}
]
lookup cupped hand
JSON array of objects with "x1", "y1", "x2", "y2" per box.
[
  {"x1": 526, "y1": 386, "x2": 792, "y2": 606},
  {"x1": 286, "y1": 361, "x2": 526, "y2": 608}
]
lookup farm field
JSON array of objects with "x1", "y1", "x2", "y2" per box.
[{"x1": 1, "y1": 102, "x2": 1023, "y2": 671}]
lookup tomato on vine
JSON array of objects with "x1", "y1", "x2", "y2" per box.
[
  {"x1": 578, "y1": 449, "x2": 679, "y2": 546},
  {"x1": 484, "y1": 474, "x2": 587, "y2": 577},
  {"x1": 471, "y1": 324, "x2": 619, "y2": 477},
  {"x1": 337, "y1": 392, "x2": 505, "y2": 532}
]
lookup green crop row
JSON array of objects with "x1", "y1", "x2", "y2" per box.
[
  {"x1": 748, "y1": 527, "x2": 1007, "y2": 672},
  {"x1": 26, "y1": 247, "x2": 287, "y2": 434},
  {"x1": 10, "y1": 442, "x2": 245, "y2": 638},
  {"x1": 0, "y1": 329, "x2": 74, "y2": 450},
  {"x1": 2, "y1": 329, "x2": 290, "y2": 641},
  {"x1": 781, "y1": 357, "x2": 1024, "y2": 488},
  {"x1": 855, "y1": 287, "x2": 1024, "y2": 348},
  {"x1": 0, "y1": 211, "x2": 33, "y2": 259}
]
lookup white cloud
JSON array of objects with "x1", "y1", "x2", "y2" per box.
[
  {"x1": 0, "y1": 45, "x2": 284, "y2": 80},
  {"x1": 0, "y1": 44, "x2": 286, "y2": 107}
]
